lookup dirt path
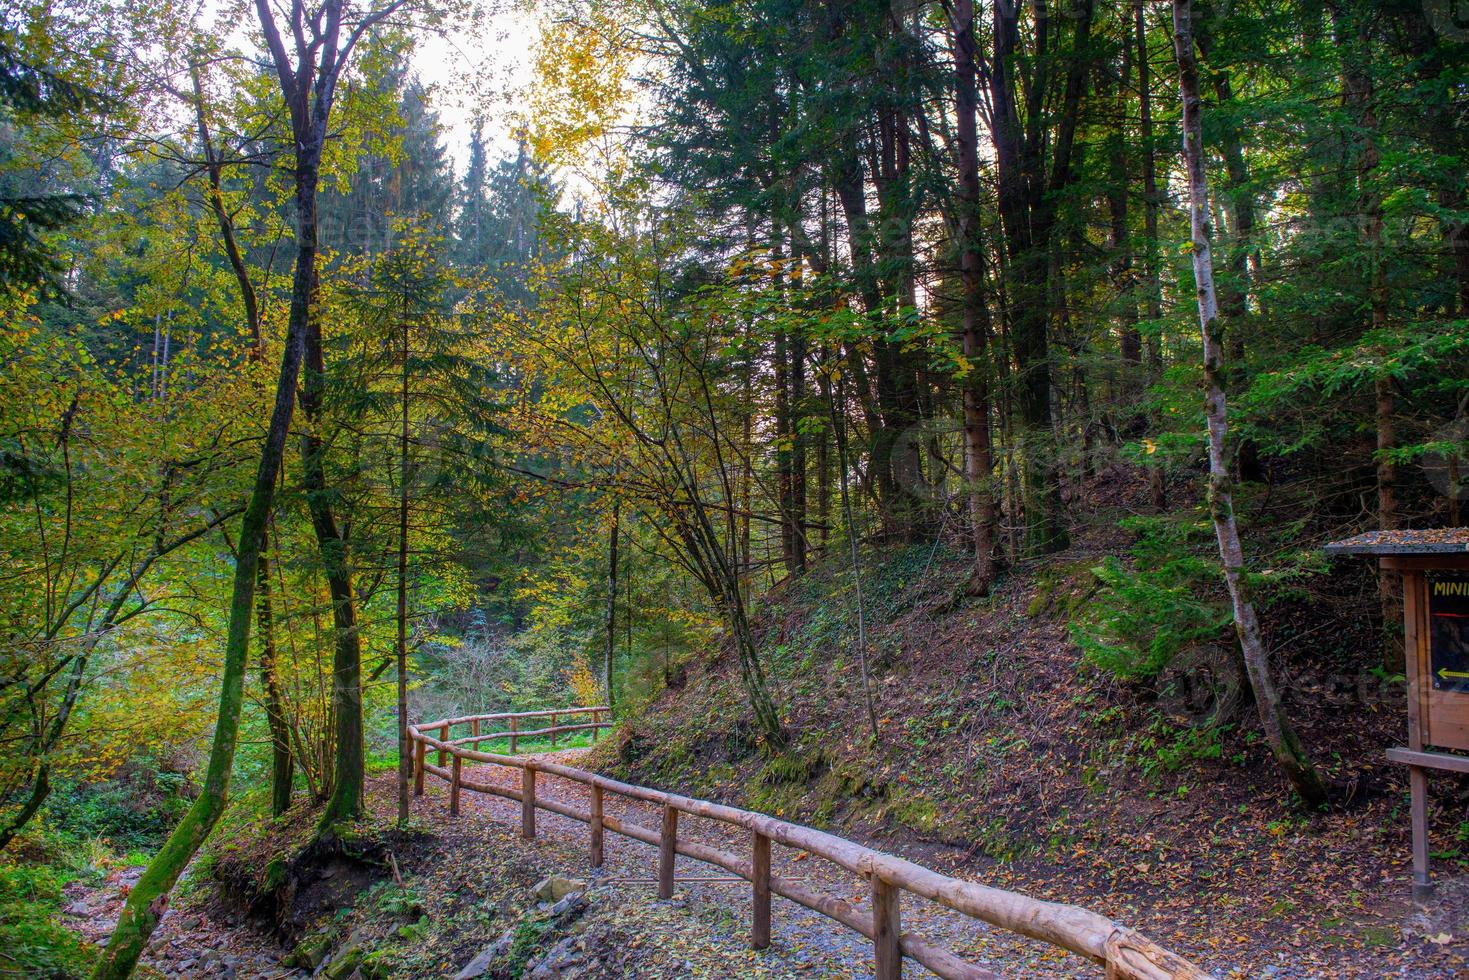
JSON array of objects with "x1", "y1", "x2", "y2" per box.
[
  {"x1": 61, "y1": 865, "x2": 287, "y2": 978},
  {"x1": 429, "y1": 749, "x2": 1469, "y2": 980},
  {"x1": 440, "y1": 750, "x2": 1093, "y2": 979}
]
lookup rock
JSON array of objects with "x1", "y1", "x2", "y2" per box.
[
  {"x1": 532, "y1": 875, "x2": 586, "y2": 903},
  {"x1": 538, "y1": 936, "x2": 584, "y2": 974},
  {"x1": 284, "y1": 930, "x2": 334, "y2": 969},
  {"x1": 548, "y1": 892, "x2": 587, "y2": 920},
  {"x1": 323, "y1": 946, "x2": 362, "y2": 980},
  {"x1": 65, "y1": 900, "x2": 89, "y2": 915},
  {"x1": 454, "y1": 931, "x2": 514, "y2": 979}
]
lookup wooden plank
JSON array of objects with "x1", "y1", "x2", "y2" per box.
[
  {"x1": 521, "y1": 766, "x2": 536, "y2": 839},
  {"x1": 424, "y1": 706, "x2": 610, "y2": 728},
  {"x1": 413, "y1": 737, "x2": 425, "y2": 796},
  {"x1": 1405, "y1": 570, "x2": 1424, "y2": 751},
  {"x1": 449, "y1": 754, "x2": 462, "y2": 817},
  {"x1": 658, "y1": 805, "x2": 678, "y2": 899},
  {"x1": 873, "y1": 876, "x2": 902, "y2": 980},
  {"x1": 591, "y1": 785, "x2": 605, "y2": 868},
  {"x1": 752, "y1": 832, "x2": 771, "y2": 950},
  {"x1": 1386, "y1": 746, "x2": 1469, "y2": 774},
  {"x1": 1381, "y1": 555, "x2": 1469, "y2": 571},
  {"x1": 446, "y1": 722, "x2": 604, "y2": 746}
]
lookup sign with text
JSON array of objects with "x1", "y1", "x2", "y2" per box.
[{"x1": 1429, "y1": 573, "x2": 1469, "y2": 694}]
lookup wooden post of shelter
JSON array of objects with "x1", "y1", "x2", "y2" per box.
[{"x1": 1327, "y1": 529, "x2": 1469, "y2": 902}]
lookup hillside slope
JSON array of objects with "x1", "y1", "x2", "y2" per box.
[{"x1": 589, "y1": 468, "x2": 1469, "y2": 977}]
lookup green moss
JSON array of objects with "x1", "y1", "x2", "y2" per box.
[
  {"x1": 886, "y1": 789, "x2": 940, "y2": 834},
  {"x1": 1025, "y1": 559, "x2": 1100, "y2": 619}
]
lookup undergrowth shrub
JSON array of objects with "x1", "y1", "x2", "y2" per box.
[
  {"x1": 45, "y1": 754, "x2": 192, "y2": 853},
  {"x1": 1071, "y1": 515, "x2": 1230, "y2": 682},
  {"x1": 0, "y1": 860, "x2": 90, "y2": 978}
]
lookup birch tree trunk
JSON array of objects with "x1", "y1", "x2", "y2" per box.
[{"x1": 1171, "y1": 0, "x2": 1327, "y2": 808}]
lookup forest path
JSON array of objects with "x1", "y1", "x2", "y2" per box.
[{"x1": 441, "y1": 749, "x2": 1091, "y2": 978}]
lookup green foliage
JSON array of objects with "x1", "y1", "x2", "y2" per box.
[
  {"x1": 0, "y1": 861, "x2": 91, "y2": 977},
  {"x1": 44, "y1": 761, "x2": 191, "y2": 853},
  {"x1": 1072, "y1": 517, "x2": 1231, "y2": 682}
]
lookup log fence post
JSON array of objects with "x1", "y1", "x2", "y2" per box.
[
  {"x1": 551, "y1": 712, "x2": 558, "y2": 749},
  {"x1": 510, "y1": 715, "x2": 518, "y2": 755},
  {"x1": 449, "y1": 753, "x2": 462, "y2": 817},
  {"x1": 752, "y1": 831, "x2": 771, "y2": 950},
  {"x1": 471, "y1": 717, "x2": 480, "y2": 748},
  {"x1": 592, "y1": 709, "x2": 601, "y2": 741},
  {"x1": 521, "y1": 766, "x2": 537, "y2": 839},
  {"x1": 872, "y1": 875, "x2": 901, "y2": 980},
  {"x1": 413, "y1": 735, "x2": 425, "y2": 796},
  {"x1": 437, "y1": 722, "x2": 449, "y2": 767},
  {"x1": 590, "y1": 785, "x2": 604, "y2": 868},
  {"x1": 658, "y1": 805, "x2": 678, "y2": 899}
]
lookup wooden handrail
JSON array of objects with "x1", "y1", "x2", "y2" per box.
[{"x1": 408, "y1": 713, "x2": 1211, "y2": 980}]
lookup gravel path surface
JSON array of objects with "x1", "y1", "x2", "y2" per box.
[{"x1": 439, "y1": 750, "x2": 1097, "y2": 979}]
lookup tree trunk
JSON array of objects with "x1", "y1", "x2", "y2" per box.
[
  {"x1": 1136, "y1": 0, "x2": 1167, "y2": 510},
  {"x1": 396, "y1": 315, "x2": 411, "y2": 827},
  {"x1": 951, "y1": 0, "x2": 997, "y2": 595},
  {"x1": 257, "y1": 527, "x2": 293, "y2": 817},
  {"x1": 1172, "y1": 0, "x2": 1327, "y2": 809},
  {"x1": 1332, "y1": 0, "x2": 1400, "y2": 671},
  {"x1": 307, "y1": 330, "x2": 365, "y2": 830},
  {"x1": 605, "y1": 499, "x2": 619, "y2": 713}
]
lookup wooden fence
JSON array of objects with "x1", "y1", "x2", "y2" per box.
[{"x1": 409, "y1": 709, "x2": 1211, "y2": 980}]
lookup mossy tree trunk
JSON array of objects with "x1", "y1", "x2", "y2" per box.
[
  {"x1": 90, "y1": 1, "x2": 391, "y2": 972},
  {"x1": 258, "y1": 527, "x2": 294, "y2": 816}
]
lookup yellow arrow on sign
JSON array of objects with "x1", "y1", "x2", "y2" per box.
[{"x1": 1438, "y1": 668, "x2": 1469, "y2": 681}]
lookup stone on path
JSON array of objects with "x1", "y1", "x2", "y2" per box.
[{"x1": 533, "y1": 875, "x2": 586, "y2": 903}]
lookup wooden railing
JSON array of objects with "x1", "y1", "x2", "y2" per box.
[{"x1": 409, "y1": 711, "x2": 1211, "y2": 980}]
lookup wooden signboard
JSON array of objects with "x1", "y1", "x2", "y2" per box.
[
  {"x1": 1325, "y1": 529, "x2": 1469, "y2": 901},
  {"x1": 1405, "y1": 568, "x2": 1469, "y2": 752},
  {"x1": 1429, "y1": 573, "x2": 1469, "y2": 693}
]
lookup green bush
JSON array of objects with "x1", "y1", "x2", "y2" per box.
[
  {"x1": 1071, "y1": 516, "x2": 1230, "y2": 682},
  {"x1": 45, "y1": 757, "x2": 192, "y2": 853},
  {"x1": 0, "y1": 861, "x2": 91, "y2": 978}
]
